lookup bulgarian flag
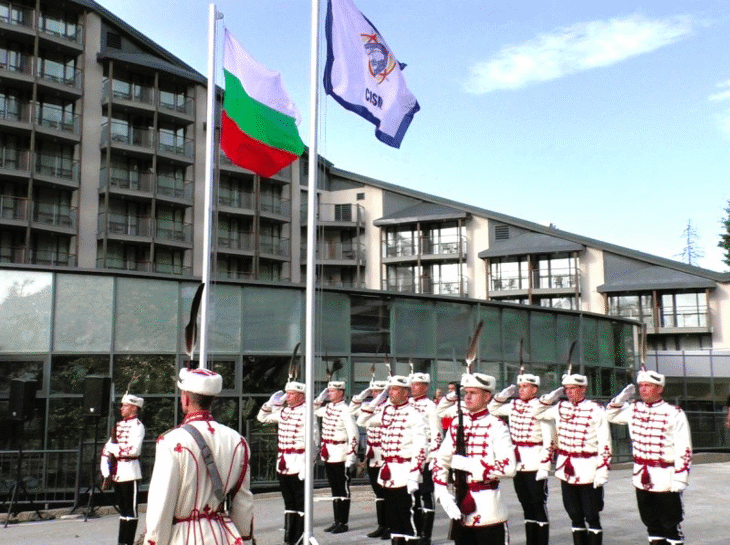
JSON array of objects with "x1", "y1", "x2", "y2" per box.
[{"x1": 221, "y1": 30, "x2": 305, "y2": 177}]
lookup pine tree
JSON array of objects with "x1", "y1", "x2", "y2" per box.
[
  {"x1": 677, "y1": 219, "x2": 704, "y2": 266},
  {"x1": 719, "y1": 200, "x2": 730, "y2": 268}
]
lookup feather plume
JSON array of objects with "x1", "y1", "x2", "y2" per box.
[
  {"x1": 566, "y1": 340, "x2": 577, "y2": 376},
  {"x1": 125, "y1": 370, "x2": 141, "y2": 396},
  {"x1": 518, "y1": 339, "x2": 524, "y2": 376},
  {"x1": 288, "y1": 342, "x2": 301, "y2": 381},
  {"x1": 384, "y1": 354, "x2": 392, "y2": 377},
  {"x1": 465, "y1": 320, "x2": 484, "y2": 373},
  {"x1": 184, "y1": 283, "x2": 205, "y2": 361},
  {"x1": 409, "y1": 359, "x2": 414, "y2": 375}
]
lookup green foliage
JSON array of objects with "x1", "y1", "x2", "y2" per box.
[{"x1": 719, "y1": 200, "x2": 730, "y2": 269}]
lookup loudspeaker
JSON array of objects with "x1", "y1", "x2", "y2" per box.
[
  {"x1": 83, "y1": 375, "x2": 111, "y2": 417},
  {"x1": 9, "y1": 379, "x2": 37, "y2": 421}
]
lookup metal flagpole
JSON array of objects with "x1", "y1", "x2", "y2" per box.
[
  {"x1": 199, "y1": 3, "x2": 221, "y2": 369},
  {"x1": 304, "y1": 0, "x2": 322, "y2": 541}
]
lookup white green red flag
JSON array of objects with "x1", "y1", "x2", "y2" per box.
[{"x1": 221, "y1": 30, "x2": 305, "y2": 177}]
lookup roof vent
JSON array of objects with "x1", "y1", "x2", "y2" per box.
[
  {"x1": 494, "y1": 224, "x2": 510, "y2": 240},
  {"x1": 107, "y1": 32, "x2": 122, "y2": 49}
]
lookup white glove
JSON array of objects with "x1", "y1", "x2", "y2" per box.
[
  {"x1": 345, "y1": 453, "x2": 358, "y2": 468},
  {"x1": 535, "y1": 469, "x2": 549, "y2": 481},
  {"x1": 352, "y1": 387, "x2": 372, "y2": 404},
  {"x1": 268, "y1": 390, "x2": 285, "y2": 406},
  {"x1": 298, "y1": 467, "x2": 306, "y2": 481},
  {"x1": 103, "y1": 441, "x2": 119, "y2": 457},
  {"x1": 495, "y1": 384, "x2": 517, "y2": 402},
  {"x1": 438, "y1": 491, "x2": 462, "y2": 520},
  {"x1": 368, "y1": 387, "x2": 389, "y2": 409},
  {"x1": 593, "y1": 474, "x2": 608, "y2": 488},
  {"x1": 450, "y1": 454, "x2": 483, "y2": 477},
  {"x1": 540, "y1": 386, "x2": 565, "y2": 405},
  {"x1": 314, "y1": 387, "x2": 328, "y2": 405},
  {"x1": 612, "y1": 384, "x2": 636, "y2": 405},
  {"x1": 406, "y1": 479, "x2": 419, "y2": 494},
  {"x1": 670, "y1": 480, "x2": 687, "y2": 493},
  {"x1": 445, "y1": 391, "x2": 457, "y2": 402},
  {"x1": 100, "y1": 454, "x2": 110, "y2": 478}
]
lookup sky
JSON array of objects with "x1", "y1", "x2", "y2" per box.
[{"x1": 94, "y1": 0, "x2": 730, "y2": 272}]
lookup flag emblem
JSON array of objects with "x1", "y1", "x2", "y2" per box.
[{"x1": 361, "y1": 33, "x2": 396, "y2": 84}]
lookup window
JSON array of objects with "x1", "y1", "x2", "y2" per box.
[
  {"x1": 384, "y1": 227, "x2": 417, "y2": 257},
  {"x1": 661, "y1": 292, "x2": 707, "y2": 328},
  {"x1": 608, "y1": 294, "x2": 653, "y2": 327},
  {"x1": 490, "y1": 257, "x2": 528, "y2": 291}
]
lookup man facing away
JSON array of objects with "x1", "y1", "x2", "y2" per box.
[
  {"x1": 314, "y1": 380, "x2": 359, "y2": 534},
  {"x1": 533, "y1": 373, "x2": 611, "y2": 545},
  {"x1": 606, "y1": 370, "x2": 692, "y2": 545},
  {"x1": 489, "y1": 373, "x2": 555, "y2": 545},
  {"x1": 143, "y1": 368, "x2": 253, "y2": 545},
  {"x1": 257, "y1": 379, "x2": 318, "y2": 545},
  {"x1": 101, "y1": 393, "x2": 145, "y2": 545},
  {"x1": 433, "y1": 372, "x2": 517, "y2": 545}
]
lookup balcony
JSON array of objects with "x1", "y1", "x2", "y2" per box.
[
  {"x1": 421, "y1": 234, "x2": 466, "y2": 258},
  {"x1": 260, "y1": 236, "x2": 289, "y2": 258},
  {"x1": 157, "y1": 133, "x2": 194, "y2": 162},
  {"x1": 156, "y1": 175, "x2": 193, "y2": 203},
  {"x1": 0, "y1": 148, "x2": 31, "y2": 177},
  {"x1": 99, "y1": 167, "x2": 153, "y2": 197},
  {"x1": 155, "y1": 220, "x2": 192, "y2": 245},
  {"x1": 0, "y1": 194, "x2": 28, "y2": 222},
  {"x1": 37, "y1": 64, "x2": 82, "y2": 95},
  {"x1": 101, "y1": 121, "x2": 155, "y2": 155},
  {"x1": 382, "y1": 276, "x2": 468, "y2": 297},
  {"x1": 217, "y1": 232, "x2": 255, "y2": 254},
  {"x1": 301, "y1": 241, "x2": 365, "y2": 264},
  {"x1": 1, "y1": 5, "x2": 82, "y2": 49},
  {"x1": 35, "y1": 108, "x2": 81, "y2": 140},
  {"x1": 0, "y1": 102, "x2": 31, "y2": 131},
  {"x1": 0, "y1": 52, "x2": 33, "y2": 85},
  {"x1": 100, "y1": 213, "x2": 153, "y2": 238},
  {"x1": 301, "y1": 202, "x2": 365, "y2": 230},
  {"x1": 28, "y1": 248, "x2": 76, "y2": 267},
  {"x1": 383, "y1": 233, "x2": 467, "y2": 261},
  {"x1": 31, "y1": 203, "x2": 77, "y2": 231},
  {"x1": 158, "y1": 93, "x2": 194, "y2": 120},
  {"x1": 260, "y1": 196, "x2": 291, "y2": 219},
  {"x1": 219, "y1": 191, "x2": 254, "y2": 211},
  {"x1": 101, "y1": 78, "x2": 154, "y2": 112},
  {"x1": 33, "y1": 152, "x2": 79, "y2": 186}
]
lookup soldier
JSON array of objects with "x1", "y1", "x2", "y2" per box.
[
  {"x1": 489, "y1": 373, "x2": 555, "y2": 545},
  {"x1": 533, "y1": 373, "x2": 611, "y2": 545},
  {"x1": 409, "y1": 372, "x2": 442, "y2": 545},
  {"x1": 350, "y1": 379, "x2": 390, "y2": 539},
  {"x1": 357, "y1": 375, "x2": 427, "y2": 545},
  {"x1": 606, "y1": 370, "x2": 692, "y2": 545},
  {"x1": 100, "y1": 393, "x2": 145, "y2": 545},
  {"x1": 315, "y1": 380, "x2": 359, "y2": 534},
  {"x1": 433, "y1": 372, "x2": 517, "y2": 545},
  {"x1": 257, "y1": 380, "x2": 318, "y2": 545},
  {"x1": 143, "y1": 368, "x2": 254, "y2": 545}
]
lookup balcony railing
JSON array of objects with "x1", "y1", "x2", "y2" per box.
[
  {"x1": 37, "y1": 64, "x2": 81, "y2": 90},
  {"x1": 29, "y1": 248, "x2": 76, "y2": 266},
  {"x1": 0, "y1": 194, "x2": 28, "y2": 220},
  {"x1": 0, "y1": 52, "x2": 32, "y2": 76},
  {"x1": 101, "y1": 121, "x2": 155, "y2": 149},
  {"x1": 661, "y1": 307, "x2": 709, "y2": 329},
  {"x1": 260, "y1": 236, "x2": 289, "y2": 257},
  {"x1": 32, "y1": 204, "x2": 76, "y2": 229},
  {"x1": 611, "y1": 308, "x2": 655, "y2": 329},
  {"x1": 0, "y1": 3, "x2": 34, "y2": 30},
  {"x1": 155, "y1": 221, "x2": 192, "y2": 244},
  {"x1": 260, "y1": 196, "x2": 291, "y2": 216},
  {"x1": 99, "y1": 167, "x2": 154, "y2": 193},
  {"x1": 35, "y1": 108, "x2": 81, "y2": 135},
  {"x1": 102, "y1": 78, "x2": 154, "y2": 106},
  {"x1": 421, "y1": 234, "x2": 466, "y2": 256},
  {"x1": 0, "y1": 148, "x2": 31, "y2": 173},
  {"x1": 157, "y1": 134, "x2": 194, "y2": 159},
  {"x1": 34, "y1": 152, "x2": 78, "y2": 182},
  {"x1": 219, "y1": 191, "x2": 254, "y2": 209},
  {"x1": 301, "y1": 241, "x2": 365, "y2": 261},
  {"x1": 218, "y1": 232, "x2": 254, "y2": 252},
  {"x1": 532, "y1": 267, "x2": 578, "y2": 289},
  {"x1": 300, "y1": 202, "x2": 365, "y2": 227},
  {"x1": 0, "y1": 103, "x2": 30, "y2": 123},
  {"x1": 2, "y1": 4, "x2": 82, "y2": 44},
  {"x1": 100, "y1": 213, "x2": 153, "y2": 237},
  {"x1": 157, "y1": 175, "x2": 193, "y2": 201},
  {"x1": 159, "y1": 94, "x2": 194, "y2": 116},
  {"x1": 383, "y1": 276, "x2": 468, "y2": 297}
]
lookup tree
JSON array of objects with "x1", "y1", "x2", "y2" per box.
[
  {"x1": 677, "y1": 219, "x2": 704, "y2": 266},
  {"x1": 719, "y1": 200, "x2": 730, "y2": 268}
]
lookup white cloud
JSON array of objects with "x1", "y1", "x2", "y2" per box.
[{"x1": 464, "y1": 14, "x2": 695, "y2": 94}]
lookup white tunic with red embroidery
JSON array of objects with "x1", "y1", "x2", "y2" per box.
[
  {"x1": 360, "y1": 400, "x2": 427, "y2": 488},
  {"x1": 606, "y1": 399, "x2": 692, "y2": 492},
  {"x1": 315, "y1": 400, "x2": 358, "y2": 463},
  {"x1": 533, "y1": 398, "x2": 612, "y2": 485},
  {"x1": 351, "y1": 399, "x2": 385, "y2": 468},
  {"x1": 410, "y1": 395, "x2": 443, "y2": 464},
  {"x1": 433, "y1": 409, "x2": 517, "y2": 527},
  {"x1": 100, "y1": 416, "x2": 145, "y2": 482},
  {"x1": 489, "y1": 397, "x2": 555, "y2": 473},
  {"x1": 143, "y1": 412, "x2": 253, "y2": 545},
  {"x1": 257, "y1": 401, "x2": 317, "y2": 476}
]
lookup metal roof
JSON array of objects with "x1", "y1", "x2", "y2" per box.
[
  {"x1": 478, "y1": 232, "x2": 584, "y2": 258},
  {"x1": 373, "y1": 202, "x2": 468, "y2": 226},
  {"x1": 597, "y1": 265, "x2": 716, "y2": 293}
]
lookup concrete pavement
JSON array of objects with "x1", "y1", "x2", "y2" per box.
[{"x1": 2, "y1": 458, "x2": 728, "y2": 545}]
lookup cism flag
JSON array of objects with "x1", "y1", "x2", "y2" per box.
[{"x1": 324, "y1": 0, "x2": 420, "y2": 148}]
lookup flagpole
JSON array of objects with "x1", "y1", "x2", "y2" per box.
[
  {"x1": 304, "y1": 0, "x2": 322, "y2": 541},
  {"x1": 199, "y1": 3, "x2": 220, "y2": 369}
]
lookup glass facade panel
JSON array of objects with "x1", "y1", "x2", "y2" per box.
[
  {"x1": 0, "y1": 360, "x2": 43, "y2": 394},
  {"x1": 319, "y1": 292, "x2": 350, "y2": 353},
  {"x1": 530, "y1": 311, "x2": 557, "y2": 363},
  {"x1": 393, "y1": 299, "x2": 434, "y2": 357},
  {"x1": 115, "y1": 278, "x2": 178, "y2": 352},
  {"x1": 113, "y1": 355, "x2": 175, "y2": 395},
  {"x1": 479, "y1": 305, "x2": 502, "y2": 360},
  {"x1": 436, "y1": 303, "x2": 472, "y2": 359},
  {"x1": 501, "y1": 308, "x2": 529, "y2": 362},
  {"x1": 0, "y1": 270, "x2": 52, "y2": 352},
  {"x1": 50, "y1": 355, "x2": 109, "y2": 394},
  {"x1": 582, "y1": 317, "x2": 600, "y2": 364},
  {"x1": 242, "y1": 287, "x2": 302, "y2": 352},
  {"x1": 350, "y1": 296, "x2": 390, "y2": 354},
  {"x1": 54, "y1": 274, "x2": 113, "y2": 352},
  {"x1": 208, "y1": 284, "x2": 242, "y2": 353},
  {"x1": 597, "y1": 320, "x2": 615, "y2": 367}
]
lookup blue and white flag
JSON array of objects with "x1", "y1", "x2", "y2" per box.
[{"x1": 324, "y1": 0, "x2": 420, "y2": 148}]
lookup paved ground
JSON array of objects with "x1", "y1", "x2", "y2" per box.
[{"x1": 2, "y1": 458, "x2": 728, "y2": 545}]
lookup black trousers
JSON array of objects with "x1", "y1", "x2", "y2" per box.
[
  {"x1": 636, "y1": 488, "x2": 684, "y2": 542},
  {"x1": 382, "y1": 486, "x2": 416, "y2": 538},
  {"x1": 560, "y1": 481, "x2": 603, "y2": 531},
  {"x1": 278, "y1": 473, "x2": 305, "y2": 513},
  {"x1": 114, "y1": 480, "x2": 138, "y2": 519},
  {"x1": 513, "y1": 471, "x2": 549, "y2": 523},
  {"x1": 413, "y1": 465, "x2": 434, "y2": 510},
  {"x1": 450, "y1": 521, "x2": 508, "y2": 545},
  {"x1": 368, "y1": 464, "x2": 385, "y2": 499},
  {"x1": 324, "y1": 462, "x2": 350, "y2": 499}
]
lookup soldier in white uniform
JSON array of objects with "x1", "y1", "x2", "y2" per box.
[
  {"x1": 315, "y1": 380, "x2": 359, "y2": 534},
  {"x1": 143, "y1": 368, "x2": 254, "y2": 545},
  {"x1": 606, "y1": 370, "x2": 692, "y2": 545},
  {"x1": 433, "y1": 372, "x2": 517, "y2": 545},
  {"x1": 257, "y1": 380, "x2": 318, "y2": 545},
  {"x1": 350, "y1": 379, "x2": 390, "y2": 539},
  {"x1": 489, "y1": 373, "x2": 555, "y2": 545},
  {"x1": 409, "y1": 372, "x2": 442, "y2": 545},
  {"x1": 357, "y1": 375, "x2": 428, "y2": 545},
  {"x1": 533, "y1": 373, "x2": 611, "y2": 545},
  {"x1": 101, "y1": 393, "x2": 145, "y2": 545}
]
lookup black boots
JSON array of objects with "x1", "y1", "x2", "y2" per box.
[
  {"x1": 328, "y1": 498, "x2": 350, "y2": 534},
  {"x1": 526, "y1": 521, "x2": 549, "y2": 545},
  {"x1": 284, "y1": 512, "x2": 303, "y2": 545},
  {"x1": 572, "y1": 528, "x2": 588, "y2": 545},
  {"x1": 586, "y1": 529, "x2": 602, "y2": 545},
  {"x1": 418, "y1": 509, "x2": 434, "y2": 545},
  {"x1": 367, "y1": 499, "x2": 389, "y2": 538},
  {"x1": 118, "y1": 518, "x2": 138, "y2": 545}
]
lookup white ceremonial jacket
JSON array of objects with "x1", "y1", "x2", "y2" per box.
[
  {"x1": 257, "y1": 401, "x2": 318, "y2": 476},
  {"x1": 351, "y1": 398, "x2": 386, "y2": 468},
  {"x1": 606, "y1": 399, "x2": 692, "y2": 492},
  {"x1": 488, "y1": 396, "x2": 555, "y2": 473},
  {"x1": 433, "y1": 408, "x2": 517, "y2": 527},
  {"x1": 533, "y1": 398, "x2": 612, "y2": 485},
  {"x1": 315, "y1": 400, "x2": 358, "y2": 463},
  {"x1": 100, "y1": 416, "x2": 145, "y2": 483},
  {"x1": 410, "y1": 395, "x2": 443, "y2": 465},
  {"x1": 359, "y1": 400, "x2": 427, "y2": 488},
  {"x1": 143, "y1": 412, "x2": 253, "y2": 545}
]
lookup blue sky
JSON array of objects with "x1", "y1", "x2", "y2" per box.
[{"x1": 95, "y1": 0, "x2": 730, "y2": 272}]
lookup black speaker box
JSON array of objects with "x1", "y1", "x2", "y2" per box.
[
  {"x1": 9, "y1": 379, "x2": 37, "y2": 421},
  {"x1": 83, "y1": 375, "x2": 111, "y2": 417}
]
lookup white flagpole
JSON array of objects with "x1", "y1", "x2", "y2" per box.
[
  {"x1": 304, "y1": 0, "x2": 322, "y2": 541},
  {"x1": 199, "y1": 3, "x2": 221, "y2": 369}
]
